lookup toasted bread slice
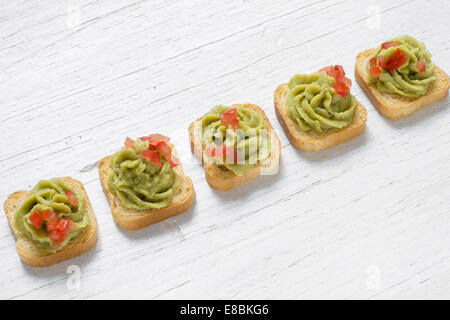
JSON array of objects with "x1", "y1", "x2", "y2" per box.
[
  {"x1": 99, "y1": 149, "x2": 195, "y2": 230},
  {"x1": 188, "y1": 104, "x2": 281, "y2": 191},
  {"x1": 355, "y1": 49, "x2": 450, "y2": 120},
  {"x1": 274, "y1": 84, "x2": 367, "y2": 152},
  {"x1": 3, "y1": 177, "x2": 98, "y2": 267}
]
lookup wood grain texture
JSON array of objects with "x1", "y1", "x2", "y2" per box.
[{"x1": 0, "y1": 0, "x2": 449, "y2": 299}]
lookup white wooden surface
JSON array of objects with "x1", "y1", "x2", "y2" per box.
[{"x1": 1, "y1": 0, "x2": 449, "y2": 300}]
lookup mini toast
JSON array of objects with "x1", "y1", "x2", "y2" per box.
[
  {"x1": 189, "y1": 104, "x2": 281, "y2": 191},
  {"x1": 275, "y1": 67, "x2": 367, "y2": 152},
  {"x1": 4, "y1": 177, "x2": 98, "y2": 267},
  {"x1": 99, "y1": 136, "x2": 195, "y2": 230},
  {"x1": 355, "y1": 49, "x2": 449, "y2": 120}
]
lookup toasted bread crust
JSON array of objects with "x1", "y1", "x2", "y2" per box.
[
  {"x1": 188, "y1": 104, "x2": 281, "y2": 191},
  {"x1": 98, "y1": 152, "x2": 195, "y2": 230},
  {"x1": 355, "y1": 49, "x2": 450, "y2": 120},
  {"x1": 274, "y1": 84, "x2": 367, "y2": 152},
  {"x1": 3, "y1": 177, "x2": 98, "y2": 267}
]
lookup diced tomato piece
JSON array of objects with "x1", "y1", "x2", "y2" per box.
[
  {"x1": 221, "y1": 108, "x2": 237, "y2": 118},
  {"x1": 141, "y1": 149, "x2": 162, "y2": 167},
  {"x1": 124, "y1": 137, "x2": 135, "y2": 148},
  {"x1": 58, "y1": 218, "x2": 72, "y2": 243},
  {"x1": 320, "y1": 65, "x2": 345, "y2": 79},
  {"x1": 155, "y1": 141, "x2": 170, "y2": 158},
  {"x1": 60, "y1": 229, "x2": 70, "y2": 243},
  {"x1": 140, "y1": 149, "x2": 155, "y2": 160},
  {"x1": 220, "y1": 108, "x2": 240, "y2": 130},
  {"x1": 386, "y1": 49, "x2": 409, "y2": 72},
  {"x1": 213, "y1": 145, "x2": 226, "y2": 159},
  {"x1": 416, "y1": 59, "x2": 426, "y2": 72},
  {"x1": 232, "y1": 118, "x2": 240, "y2": 130},
  {"x1": 67, "y1": 219, "x2": 76, "y2": 232},
  {"x1": 205, "y1": 144, "x2": 216, "y2": 158},
  {"x1": 319, "y1": 65, "x2": 352, "y2": 97},
  {"x1": 47, "y1": 217, "x2": 73, "y2": 244},
  {"x1": 333, "y1": 82, "x2": 349, "y2": 97},
  {"x1": 369, "y1": 55, "x2": 388, "y2": 78},
  {"x1": 58, "y1": 218, "x2": 68, "y2": 231},
  {"x1": 381, "y1": 41, "x2": 400, "y2": 49},
  {"x1": 169, "y1": 154, "x2": 180, "y2": 167},
  {"x1": 206, "y1": 144, "x2": 239, "y2": 162},
  {"x1": 335, "y1": 65, "x2": 345, "y2": 76},
  {"x1": 149, "y1": 134, "x2": 170, "y2": 141},
  {"x1": 342, "y1": 76, "x2": 352, "y2": 88},
  {"x1": 139, "y1": 135, "x2": 178, "y2": 167},
  {"x1": 65, "y1": 189, "x2": 77, "y2": 207},
  {"x1": 156, "y1": 141, "x2": 179, "y2": 167},
  {"x1": 29, "y1": 210, "x2": 43, "y2": 229},
  {"x1": 140, "y1": 134, "x2": 170, "y2": 148},
  {"x1": 46, "y1": 220, "x2": 59, "y2": 232},
  {"x1": 49, "y1": 229, "x2": 62, "y2": 242},
  {"x1": 333, "y1": 81, "x2": 349, "y2": 97},
  {"x1": 377, "y1": 55, "x2": 387, "y2": 68},
  {"x1": 319, "y1": 66, "x2": 337, "y2": 79},
  {"x1": 319, "y1": 65, "x2": 332, "y2": 73},
  {"x1": 370, "y1": 64, "x2": 382, "y2": 78},
  {"x1": 42, "y1": 209, "x2": 58, "y2": 222}
]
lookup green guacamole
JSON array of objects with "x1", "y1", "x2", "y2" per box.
[
  {"x1": 367, "y1": 35, "x2": 435, "y2": 97},
  {"x1": 201, "y1": 105, "x2": 271, "y2": 176},
  {"x1": 14, "y1": 179, "x2": 89, "y2": 253},
  {"x1": 286, "y1": 72, "x2": 355, "y2": 132},
  {"x1": 108, "y1": 139, "x2": 179, "y2": 210}
]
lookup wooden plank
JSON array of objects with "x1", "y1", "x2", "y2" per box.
[{"x1": 0, "y1": 0, "x2": 449, "y2": 299}]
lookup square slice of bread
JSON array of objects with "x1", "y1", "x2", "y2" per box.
[
  {"x1": 355, "y1": 49, "x2": 450, "y2": 120},
  {"x1": 3, "y1": 177, "x2": 98, "y2": 267},
  {"x1": 99, "y1": 149, "x2": 195, "y2": 230},
  {"x1": 274, "y1": 84, "x2": 367, "y2": 152},
  {"x1": 188, "y1": 104, "x2": 281, "y2": 191}
]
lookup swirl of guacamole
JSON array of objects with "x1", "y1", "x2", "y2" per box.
[
  {"x1": 367, "y1": 35, "x2": 436, "y2": 97},
  {"x1": 286, "y1": 72, "x2": 355, "y2": 132},
  {"x1": 108, "y1": 139, "x2": 179, "y2": 210},
  {"x1": 14, "y1": 179, "x2": 89, "y2": 253},
  {"x1": 201, "y1": 105, "x2": 271, "y2": 176}
]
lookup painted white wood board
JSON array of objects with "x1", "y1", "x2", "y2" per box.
[{"x1": 0, "y1": 0, "x2": 449, "y2": 299}]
